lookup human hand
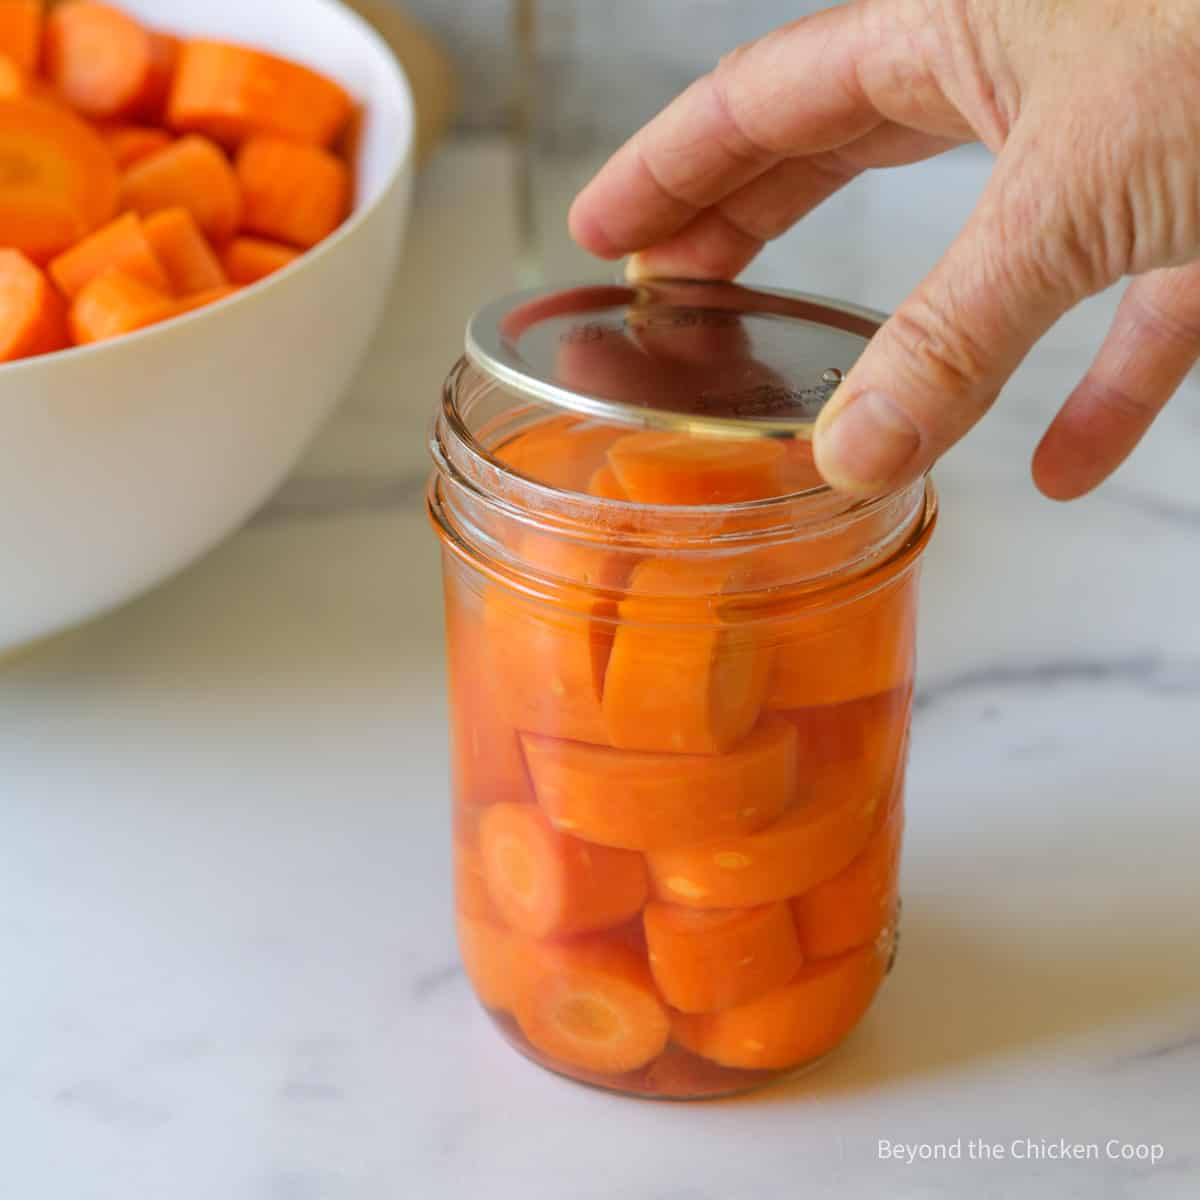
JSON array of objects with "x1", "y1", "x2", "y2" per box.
[{"x1": 569, "y1": 0, "x2": 1200, "y2": 499}]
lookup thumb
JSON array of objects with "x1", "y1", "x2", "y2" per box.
[{"x1": 813, "y1": 150, "x2": 1090, "y2": 494}]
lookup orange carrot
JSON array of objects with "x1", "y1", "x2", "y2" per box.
[
  {"x1": 168, "y1": 283, "x2": 237, "y2": 316},
  {"x1": 142, "y1": 206, "x2": 226, "y2": 294},
  {"x1": 792, "y1": 802, "x2": 903, "y2": 960},
  {"x1": 0, "y1": 95, "x2": 117, "y2": 261},
  {"x1": 120, "y1": 134, "x2": 241, "y2": 244},
  {"x1": 0, "y1": 53, "x2": 26, "y2": 99},
  {"x1": 138, "y1": 31, "x2": 179, "y2": 122},
  {"x1": 607, "y1": 430, "x2": 786, "y2": 505},
  {"x1": 521, "y1": 717, "x2": 796, "y2": 852},
  {"x1": 101, "y1": 123, "x2": 171, "y2": 168},
  {"x1": 221, "y1": 235, "x2": 299, "y2": 285},
  {"x1": 67, "y1": 266, "x2": 171, "y2": 344},
  {"x1": 514, "y1": 935, "x2": 670, "y2": 1074},
  {"x1": 644, "y1": 900, "x2": 803, "y2": 1014},
  {"x1": 587, "y1": 464, "x2": 629, "y2": 501},
  {"x1": 766, "y1": 571, "x2": 919, "y2": 708},
  {"x1": 602, "y1": 557, "x2": 774, "y2": 754},
  {"x1": 495, "y1": 416, "x2": 628, "y2": 493},
  {"x1": 671, "y1": 943, "x2": 885, "y2": 1069},
  {"x1": 646, "y1": 754, "x2": 886, "y2": 909},
  {"x1": 43, "y1": 2, "x2": 165, "y2": 120},
  {"x1": 236, "y1": 136, "x2": 350, "y2": 249},
  {"x1": 455, "y1": 843, "x2": 504, "y2": 924},
  {"x1": 479, "y1": 803, "x2": 647, "y2": 939},
  {"x1": 0, "y1": 248, "x2": 68, "y2": 361},
  {"x1": 48, "y1": 211, "x2": 169, "y2": 299},
  {"x1": 457, "y1": 914, "x2": 520, "y2": 1013},
  {"x1": 0, "y1": 0, "x2": 41, "y2": 74},
  {"x1": 167, "y1": 39, "x2": 352, "y2": 148}
]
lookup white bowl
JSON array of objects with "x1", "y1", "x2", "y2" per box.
[{"x1": 0, "y1": 0, "x2": 414, "y2": 653}]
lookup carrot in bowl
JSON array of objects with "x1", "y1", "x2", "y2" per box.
[
  {"x1": 236, "y1": 136, "x2": 350, "y2": 249},
  {"x1": 48, "y1": 210, "x2": 169, "y2": 299},
  {"x1": 670, "y1": 942, "x2": 885, "y2": 1070},
  {"x1": 68, "y1": 266, "x2": 172, "y2": 344},
  {"x1": 643, "y1": 900, "x2": 804, "y2": 1014},
  {"x1": 521, "y1": 717, "x2": 796, "y2": 852},
  {"x1": 479, "y1": 802, "x2": 647, "y2": 940},
  {"x1": 514, "y1": 934, "x2": 669, "y2": 1075},
  {"x1": 120, "y1": 134, "x2": 241, "y2": 244},
  {"x1": 0, "y1": 95, "x2": 117, "y2": 262},
  {"x1": 168, "y1": 284, "x2": 238, "y2": 317},
  {"x1": 221, "y1": 236, "x2": 299, "y2": 285},
  {"x1": 0, "y1": 54, "x2": 27, "y2": 99},
  {"x1": 167, "y1": 39, "x2": 352, "y2": 148},
  {"x1": 0, "y1": 1, "x2": 40, "y2": 74},
  {"x1": 0, "y1": 248, "x2": 68, "y2": 362},
  {"x1": 142, "y1": 207, "x2": 226, "y2": 294},
  {"x1": 102, "y1": 123, "x2": 171, "y2": 169}
]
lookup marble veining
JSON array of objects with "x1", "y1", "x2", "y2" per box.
[{"x1": 0, "y1": 142, "x2": 1197, "y2": 1199}]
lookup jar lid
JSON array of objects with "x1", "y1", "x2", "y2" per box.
[{"x1": 465, "y1": 279, "x2": 884, "y2": 440}]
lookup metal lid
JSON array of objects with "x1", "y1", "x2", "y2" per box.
[{"x1": 465, "y1": 279, "x2": 884, "y2": 440}]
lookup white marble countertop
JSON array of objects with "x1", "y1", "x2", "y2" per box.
[{"x1": 2, "y1": 140, "x2": 1198, "y2": 1200}]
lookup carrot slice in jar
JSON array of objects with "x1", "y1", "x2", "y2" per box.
[
  {"x1": 602, "y1": 557, "x2": 774, "y2": 755},
  {"x1": 792, "y1": 799, "x2": 903, "y2": 960},
  {"x1": 607, "y1": 430, "x2": 785, "y2": 505},
  {"x1": 479, "y1": 803, "x2": 647, "y2": 939},
  {"x1": 494, "y1": 415, "x2": 627, "y2": 493},
  {"x1": 587, "y1": 464, "x2": 628, "y2": 500},
  {"x1": 455, "y1": 844, "x2": 520, "y2": 1012},
  {"x1": 521, "y1": 717, "x2": 796, "y2": 852},
  {"x1": 670, "y1": 942, "x2": 885, "y2": 1070},
  {"x1": 514, "y1": 934, "x2": 669, "y2": 1075},
  {"x1": 643, "y1": 900, "x2": 803, "y2": 1013},
  {"x1": 646, "y1": 754, "x2": 886, "y2": 909}
]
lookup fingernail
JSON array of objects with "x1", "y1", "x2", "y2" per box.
[
  {"x1": 814, "y1": 390, "x2": 921, "y2": 492},
  {"x1": 625, "y1": 252, "x2": 662, "y2": 282}
]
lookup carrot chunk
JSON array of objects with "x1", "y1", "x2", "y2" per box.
[
  {"x1": 455, "y1": 844, "x2": 519, "y2": 1012},
  {"x1": 0, "y1": 95, "x2": 117, "y2": 261},
  {"x1": 792, "y1": 800, "x2": 903, "y2": 960},
  {"x1": 766, "y1": 571, "x2": 918, "y2": 708},
  {"x1": 221, "y1": 235, "x2": 299, "y2": 284},
  {"x1": 48, "y1": 210, "x2": 169, "y2": 298},
  {"x1": 671, "y1": 943, "x2": 885, "y2": 1069},
  {"x1": 0, "y1": 248, "x2": 68, "y2": 361},
  {"x1": 587, "y1": 464, "x2": 628, "y2": 501},
  {"x1": 602, "y1": 557, "x2": 774, "y2": 754},
  {"x1": 167, "y1": 39, "x2": 352, "y2": 148},
  {"x1": 479, "y1": 803, "x2": 647, "y2": 939},
  {"x1": 67, "y1": 266, "x2": 171, "y2": 344},
  {"x1": 43, "y1": 2, "x2": 165, "y2": 120},
  {"x1": 142, "y1": 206, "x2": 226, "y2": 294},
  {"x1": 646, "y1": 754, "x2": 887, "y2": 909},
  {"x1": 607, "y1": 430, "x2": 786, "y2": 505},
  {"x1": 644, "y1": 900, "x2": 803, "y2": 1013},
  {"x1": 120, "y1": 134, "x2": 240, "y2": 244},
  {"x1": 0, "y1": 53, "x2": 27, "y2": 98},
  {"x1": 168, "y1": 283, "x2": 237, "y2": 316},
  {"x1": 495, "y1": 416, "x2": 628, "y2": 493},
  {"x1": 514, "y1": 935, "x2": 669, "y2": 1075},
  {"x1": 521, "y1": 717, "x2": 796, "y2": 852},
  {"x1": 236, "y1": 136, "x2": 350, "y2": 249},
  {"x1": 0, "y1": 0, "x2": 42, "y2": 74},
  {"x1": 101, "y1": 123, "x2": 171, "y2": 168}
]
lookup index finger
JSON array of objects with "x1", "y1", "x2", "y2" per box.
[{"x1": 568, "y1": 2, "x2": 882, "y2": 259}]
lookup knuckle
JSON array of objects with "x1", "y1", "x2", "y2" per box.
[{"x1": 883, "y1": 299, "x2": 992, "y2": 401}]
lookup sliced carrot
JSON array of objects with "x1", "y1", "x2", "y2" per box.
[
  {"x1": 0, "y1": 0, "x2": 41, "y2": 74},
  {"x1": 602, "y1": 557, "x2": 774, "y2": 754},
  {"x1": 495, "y1": 416, "x2": 627, "y2": 493},
  {"x1": 142, "y1": 206, "x2": 226, "y2": 294},
  {"x1": 521, "y1": 717, "x2": 796, "y2": 852},
  {"x1": 101, "y1": 123, "x2": 171, "y2": 168},
  {"x1": 0, "y1": 248, "x2": 67, "y2": 361},
  {"x1": 457, "y1": 913, "x2": 520, "y2": 1014},
  {"x1": 766, "y1": 570, "x2": 919, "y2": 708},
  {"x1": 514, "y1": 934, "x2": 669, "y2": 1074},
  {"x1": 138, "y1": 31, "x2": 179, "y2": 122},
  {"x1": 221, "y1": 235, "x2": 299, "y2": 285},
  {"x1": 43, "y1": 2, "x2": 162, "y2": 120},
  {"x1": 0, "y1": 53, "x2": 27, "y2": 98},
  {"x1": 607, "y1": 430, "x2": 786, "y2": 505},
  {"x1": 167, "y1": 39, "x2": 352, "y2": 148},
  {"x1": 479, "y1": 803, "x2": 647, "y2": 939},
  {"x1": 236, "y1": 136, "x2": 350, "y2": 249},
  {"x1": 782, "y1": 687, "x2": 914, "y2": 780},
  {"x1": 0, "y1": 95, "x2": 117, "y2": 262},
  {"x1": 644, "y1": 900, "x2": 803, "y2": 1013},
  {"x1": 120, "y1": 134, "x2": 241, "y2": 244},
  {"x1": 671, "y1": 943, "x2": 885, "y2": 1070},
  {"x1": 455, "y1": 843, "x2": 504, "y2": 924},
  {"x1": 588, "y1": 464, "x2": 628, "y2": 501},
  {"x1": 168, "y1": 283, "x2": 237, "y2": 316},
  {"x1": 646, "y1": 753, "x2": 887, "y2": 909},
  {"x1": 68, "y1": 266, "x2": 172, "y2": 344},
  {"x1": 48, "y1": 211, "x2": 169, "y2": 299},
  {"x1": 792, "y1": 801, "x2": 903, "y2": 960}
]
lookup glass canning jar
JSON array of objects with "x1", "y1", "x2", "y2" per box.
[{"x1": 428, "y1": 282, "x2": 937, "y2": 1099}]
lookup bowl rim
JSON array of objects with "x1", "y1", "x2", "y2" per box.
[{"x1": 0, "y1": 0, "x2": 416, "y2": 378}]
